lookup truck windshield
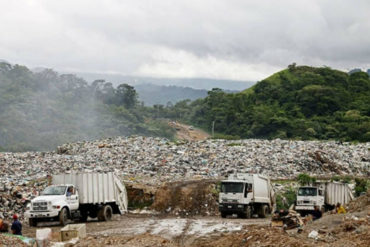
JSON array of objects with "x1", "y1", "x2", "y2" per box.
[
  {"x1": 298, "y1": 187, "x2": 317, "y2": 196},
  {"x1": 221, "y1": 182, "x2": 244, "y2": 193},
  {"x1": 41, "y1": 186, "x2": 67, "y2": 195}
]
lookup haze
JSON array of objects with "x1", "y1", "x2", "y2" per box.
[{"x1": 1, "y1": 0, "x2": 369, "y2": 83}]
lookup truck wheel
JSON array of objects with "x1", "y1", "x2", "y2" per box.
[
  {"x1": 221, "y1": 212, "x2": 227, "y2": 218},
  {"x1": 245, "y1": 206, "x2": 252, "y2": 219},
  {"x1": 98, "y1": 205, "x2": 113, "y2": 221},
  {"x1": 259, "y1": 205, "x2": 268, "y2": 218},
  {"x1": 29, "y1": 218, "x2": 37, "y2": 227},
  {"x1": 59, "y1": 208, "x2": 68, "y2": 226}
]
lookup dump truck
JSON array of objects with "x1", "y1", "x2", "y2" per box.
[
  {"x1": 25, "y1": 172, "x2": 128, "y2": 226},
  {"x1": 218, "y1": 173, "x2": 275, "y2": 218},
  {"x1": 295, "y1": 181, "x2": 354, "y2": 215}
]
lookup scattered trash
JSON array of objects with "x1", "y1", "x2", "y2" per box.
[
  {"x1": 308, "y1": 230, "x2": 318, "y2": 239},
  {"x1": 0, "y1": 233, "x2": 35, "y2": 246},
  {"x1": 271, "y1": 209, "x2": 305, "y2": 230}
]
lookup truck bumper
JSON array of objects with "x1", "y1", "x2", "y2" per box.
[
  {"x1": 25, "y1": 210, "x2": 59, "y2": 219},
  {"x1": 295, "y1": 205, "x2": 315, "y2": 211},
  {"x1": 219, "y1": 203, "x2": 245, "y2": 213}
]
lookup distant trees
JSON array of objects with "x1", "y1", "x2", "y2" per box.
[
  {"x1": 115, "y1": 84, "x2": 137, "y2": 108},
  {"x1": 94, "y1": 81, "x2": 138, "y2": 108}
]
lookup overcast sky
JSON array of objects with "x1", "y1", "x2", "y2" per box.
[{"x1": 0, "y1": 0, "x2": 369, "y2": 82}]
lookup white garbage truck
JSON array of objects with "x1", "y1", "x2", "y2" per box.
[
  {"x1": 218, "y1": 173, "x2": 275, "y2": 218},
  {"x1": 25, "y1": 172, "x2": 128, "y2": 226},
  {"x1": 295, "y1": 181, "x2": 354, "y2": 215}
]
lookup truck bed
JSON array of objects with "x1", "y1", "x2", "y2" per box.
[{"x1": 52, "y1": 173, "x2": 128, "y2": 213}]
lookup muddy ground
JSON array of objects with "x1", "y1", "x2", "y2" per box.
[
  {"x1": 21, "y1": 214, "x2": 269, "y2": 246},
  {"x1": 17, "y1": 190, "x2": 369, "y2": 247},
  {"x1": 18, "y1": 208, "x2": 369, "y2": 247}
]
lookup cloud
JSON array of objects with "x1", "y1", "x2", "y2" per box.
[
  {"x1": 0, "y1": 0, "x2": 369, "y2": 82},
  {"x1": 136, "y1": 46, "x2": 278, "y2": 81}
]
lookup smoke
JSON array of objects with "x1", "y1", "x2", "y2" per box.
[{"x1": 0, "y1": 62, "x2": 133, "y2": 152}]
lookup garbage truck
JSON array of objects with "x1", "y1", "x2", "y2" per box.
[
  {"x1": 218, "y1": 173, "x2": 275, "y2": 218},
  {"x1": 295, "y1": 181, "x2": 354, "y2": 215},
  {"x1": 25, "y1": 172, "x2": 128, "y2": 226}
]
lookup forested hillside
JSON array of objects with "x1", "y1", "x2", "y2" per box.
[
  {"x1": 159, "y1": 65, "x2": 370, "y2": 142},
  {"x1": 0, "y1": 62, "x2": 174, "y2": 151},
  {"x1": 1, "y1": 63, "x2": 369, "y2": 151}
]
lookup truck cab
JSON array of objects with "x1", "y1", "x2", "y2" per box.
[
  {"x1": 295, "y1": 186, "x2": 325, "y2": 215},
  {"x1": 218, "y1": 173, "x2": 275, "y2": 219},
  {"x1": 25, "y1": 184, "x2": 79, "y2": 226},
  {"x1": 219, "y1": 180, "x2": 254, "y2": 217}
]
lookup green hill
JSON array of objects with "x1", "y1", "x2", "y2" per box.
[{"x1": 167, "y1": 65, "x2": 370, "y2": 141}]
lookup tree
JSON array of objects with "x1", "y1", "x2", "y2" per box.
[
  {"x1": 297, "y1": 173, "x2": 316, "y2": 185},
  {"x1": 115, "y1": 83, "x2": 138, "y2": 108}
]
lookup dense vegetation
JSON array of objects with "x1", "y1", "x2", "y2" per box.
[
  {"x1": 1, "y1": 63, "x2": 369, "y2": 151},
  {"x1": 0, "y1": 62, "x2": 174, "y2": 152},
  {"x1": 158, "y1": 65, "x2": 370, "y2": 142}
]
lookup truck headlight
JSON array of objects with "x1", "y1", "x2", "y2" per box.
[
  {"x1": 48, "y1": 201, "x2": 51, "y2": 205},
  {"x1": 237, "y1": 205, "x2": 243, "y2": 208},
  {"x1": 26, "y1": 203, "x2": 31, "y2": 211}
]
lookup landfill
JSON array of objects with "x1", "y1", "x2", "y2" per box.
[{"x1": 0, "y1": 136, "x2": 369, "y2": 220}]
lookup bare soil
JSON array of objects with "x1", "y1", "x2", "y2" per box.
[{"x1": 169, "y1": 122, "x2": 210, "y2": 141}]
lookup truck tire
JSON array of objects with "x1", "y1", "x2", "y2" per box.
[
  {"x1": 29, "y1": 218, "x2": 37, "y2": 227},
  {"x1": 245, "y1": 206, "x2": 252, "y2": 219},
  {"x1": 59, "y1": 208, "x2": 68, "y2": 226},
  {"x1": 221, "y1": 212, "x2": 227, "y2": 218},
  {"x1": 98, "y1": 205, "x2": 113, "y2": 221},
  {"x1": 259, "y1": 205, "x2": 268, "y2": 218}
]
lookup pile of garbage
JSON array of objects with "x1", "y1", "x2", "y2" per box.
[
  {"x1": 347, "y1": 189, "x2": 370, "y2": 212},
  {"x1": 0, "y1": 136, "x2": 369, "y2": 219},
  {"x1": 2, "y1": 137, "x2": 369, "y2": 186},
  {"x1": 0, "y1": 234, "x2": 30, "y2": 247},
  {"x1": 0, "y1": 179, "x2": 47, "y2": 221}
]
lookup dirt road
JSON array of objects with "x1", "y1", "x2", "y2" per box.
[
  {"x1": 22, "y1": 214, "x2": 269, "y2": 244},
  {"x1": 169, "y1": 122, "x2": 210, "y2": 141}
]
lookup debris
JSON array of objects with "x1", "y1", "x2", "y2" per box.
[
  {"x1": 36, "y1": 228, "x2": 52, "y2": 247},
  {"x1": 271, "y1": 209, "x2": 305, "y2": 230},
  {"x1": 308, "y1": 230, "x2": 318, "y2": 239},
  {"x1": 60, "y1": 224, "x2": 86, "y2": 242},
  {"x1": 0, "y1": 233, "x2": 35, "y2": 246}
]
